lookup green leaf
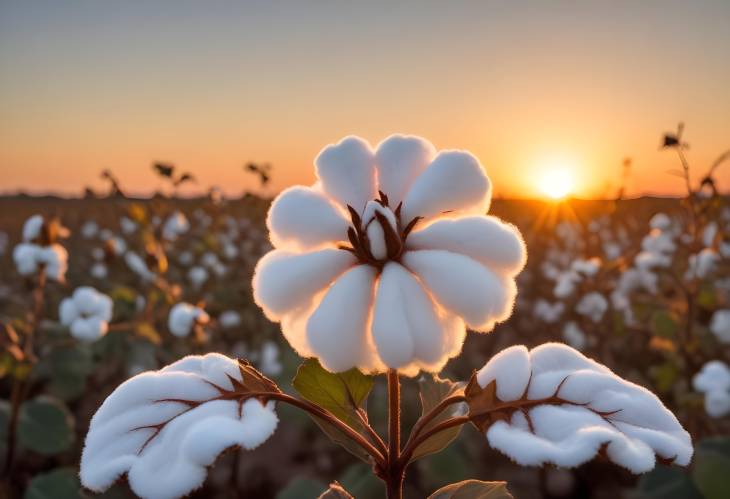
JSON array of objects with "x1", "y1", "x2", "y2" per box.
[
  {"x1": 308, "y1": 415, "x2": 372, "y2": 463},
  {"x1": 37, "y1": 344, "x2": 94, "y2": 401},
  {"x1": 276, "y1": 477, "x2": 327, "y2": 499},
  {"x1": 338, "y1": 462, "x2": 384, "y2": 497},
  {"x1": 428, "y1": 480, "x2": 513, "y2": 499},
  {"x1": 631, "y1": 465, "x2": 700, "y2": 499},
  {"x1": 18, "y1": 396, "x2": 75, "y2": 455},
  {"x1": 410, "y1": 374, "x2": 465, "y2": 462},
  {"x1": 651, "y1": 310, "x2": 678, "y2": 338},
  {"x1": 24, "y1": 468, "x2": 82, "y2": 499},
  {"x1": 692, "y1": 437, "x2": 730, "y2": 499},
  {"x1": 293, "y1": 359, "x2": 374, "y2": 428}
]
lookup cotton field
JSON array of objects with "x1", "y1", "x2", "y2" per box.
[{"x1": 0, "y1": 131, "x2": 728, "y2": 499}]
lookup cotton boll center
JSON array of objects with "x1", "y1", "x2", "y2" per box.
[{"x1": 341, "y1": 194, "x2": 420, "y2": 268}]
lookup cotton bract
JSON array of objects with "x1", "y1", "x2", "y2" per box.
[
  {"x1": 59, "y1": 287, "x2": 113, "y2": 342},
  {"x1": 253, "y1": 135, "x2": 526, "y2": 375},
  {"x1": 474, "y1": 343, "x2": 692, "y2": 473},
  {"x1": 168, "y1": 303, "x2": 209, "y2": 337},
  {"x1": 80, "y1": 353, "x2": 278, "y2": 499}
]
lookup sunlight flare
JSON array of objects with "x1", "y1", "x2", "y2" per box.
[{"x1": 539, "y1": 169, "x2": 574, "y2": 200}]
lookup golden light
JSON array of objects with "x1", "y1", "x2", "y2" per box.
[{"x1": 539, "y1": 169, "x2": 574, "y2": 200}]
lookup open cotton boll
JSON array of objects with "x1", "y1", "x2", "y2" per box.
[
  {"x1": 120, "y1": 216, "x2": 138, "y2": 235},
  {"x1": 474, "y1": 343, "x2": 692, "y2": 473},
  {"x1": 534, "y1": 299, "x2": 564, "y2": 324},
  {"x1": 693, "y1": 361, "x2": 730, "y2": 418},
  {"x1": 553, "y1": 271, "x2": 580, "y2": 299},
  {"x1": 162, "y1": 212, "x2": 190, "y2": 241},
  {"x1": 168, "y1": 303, "x2": 209, "y2": 337},
  {"x1": 575, "y1": 292, "x2": 608, "y2": 323},
  {"x1": 81, "y1": 220, "x2": 99, "y2": 239},
  {"x1": 649, "y1": 213, "x2": 672, "y2": 231},
  {"x1": 125, "y1": 252, "x2": 156, "y2": 281},
  {"x1": 187, "y1": 266, "x2": 209, "y2": 288},
  {"x1": 562, "y1": 322, "x2": 588, "y2": 351},
  {"x1": 13, "y1": 243, "x2": 40, "y2": 276},
  {"x1": 685, "y1": 248, "x2": 718, "y2": 280},
  {"x1": 642, "y1": 229, "x2": 676, "y2": 255},
  {"x1": 59, "y1": 287, "x2": 113, "y2": 342},
  {"x1": 218, "y1": 310, "x2": 242, "y2": 329},
  {"x1": 22, "y1": 214, "x2": 44, "y2": 242},
  {"x1": 252, "y1": 134, "x2": 524, "y2": 375},
  {"x1": 570, "y1": 258, "x2": 601, "y2": 277},
  {"x1": 80, "y1": 353, "x2": 278, "y2": 499},
  {"x1": 710, "y1": 310, "x2": 730, "y2": 343}
]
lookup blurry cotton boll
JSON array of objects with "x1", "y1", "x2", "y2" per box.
[
  {"x1": 177, "y1": 250, "x2": 194, "y2": 266},
  {"x1": 13, "y1": 243, "x2": 40, "y2": 276},
  {"x1": 534, "y1": 299, "x2": 564, "y2": 324},
  {"x1": 254, "y1": 134, "x2": 526, "y2": 375},
  {"x1": 642, "y1": 229, "x2": 675, "y2": 255},
  {"x1": 168, "y1": 303, "x2": 209, "y2": 337},
  {"x1": 553, "y1": 271, "x2": 580, "y2": 298},
  {"x1": 218, "y1": 310, "x2": 242, "y2": 329},
  {"x1": 22, "y1": 214, "x2": 44, "y2": 242},
  {"x1": 710, "y1": 310, "x2": 730, "y2": 344},
  {"x1": 603, "y1": 242, "x2": 622, "y2": 260},
  {"x1": 125, "y1": 252, "x2": 155, "y2": 281},
  {"x1": 222, "y1": 242, "x2": 239, "y2": 260},
  {"x1": 201, "y1": 251, "x2": 220, "y2": 268},
  {"x1": 81, "y1": 220, "x2": 99, "y2": 239},
  {"x1": 99, "y1": 228, "x2": 113, "y2": 241},
  {"x1": 162, "y1": 211, "x2": 190, "y2": 241},
  {"x1": 188, "y1": 266, "x2": 209, "y2": 288},
  {"x1": 91, "y1": 247, "x2": 105, "y2": 261},
  {"x1": 475, "y1": 343, "x2": 692, "y2": 473},
  {"x1": 575, "y1": 292, "x2": 608, "y2": 323},
  {"x1": 693, "y1": 361, "x2": 730, "y2": 418},
  {"x1": 258, "y1": 341, "x2": 283, "y2": 377},
  {"x1": 649, "y1": 212, "x2": 672, "y2": 231},
  {"x1": 571, "y1": 257, "x2": 601, "y2": 276},
  {"x1": 685, "y1": 248, "x2": 718, "y2": 280},
  {"x1": 634, "y1": 251, "x2": 671, "y2": 269},
  {"x1": 13, "y1": 243, "x2": 68, "y2": 281},
  {"x1": 119, "y1": 216, "x2": 138, "y2": 235},
  {"x1": 59, "y1": 287, "x2": 113, "y2": 342},
  {"x1": 107, "y1": 236, "x2": 127, "y2": 256},
  {"x1": 703, "y1": 222, "x2": 718, "y2": 247},
  {"x1": 80, "y1": 353, "x2": 278, "y2": 499},
  {"x1": 562, "y1": 322, "x2": 587, "y2": 350},
  {"x1": 90, "y1": 263, "x2": 108, "y2": 280}
]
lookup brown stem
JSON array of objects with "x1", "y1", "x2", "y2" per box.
[
  {"x1": 386, "y1": 369, "x2": 403, "y2": 499},
  {"x1": 356, "y1": 409, "x2": 388, "y2": 458},
  {"x1": 4, "y1": 268, "x2": 46, "y2": 476}
]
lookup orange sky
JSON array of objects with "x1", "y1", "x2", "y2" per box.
[{"x1": 1, "y1": 1, "x2": 729, "y2": 199}]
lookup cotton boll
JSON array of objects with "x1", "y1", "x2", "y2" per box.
[
  {"x1": 120, "y1": 216, "x2": 138, "y2": 235},
  {"x1": 22, "y1": 215, "x2": 44, "y2": 242},
  {"x1": 168, "y1": 303, "x2": 209, "y2": 338},
  {"x1": 710, "y1": 310, "x2": 730, "y2": 343},
  {"x1": 703, "y1": 222, "x2": 718, "y2": 247},
  {"x1": 81, "y1": 221, "x2": 99, "y2": 239},
  {"x1": 635, "y1": 251, "x2": 671, "y2": 269},
  {"x1": 374, "y1": 134, "x2": 436, "y2": 207},
  {"x1": 649, "y1": 213, "x2": 672, "y2": 231},
  {"x1": 575, "y1": 292, "x2": 608, "y2": 323},
  {"x1": 162, "y1": 212, "x2": 190, "y2": 241},
  {"x1": 685, "y1": 248, "x2": 718, "y2": 279},
  {"x1": 562, "y1": 322, "x2": 587, "y2": 351},
  {"x1": 570, "y1": 258, "x2": 601, "y2": 277},
  {"x1": 477, "y1": 343, "x2": 692, "y2": 473},
  {"x1": 258, "y1": 341, "x2": 282, "y2": 377},
  {"x1": 218, "y1": 310, "x2": 242, "y2": 329},
  {"x1": 642, "y1": 229, "x2": 676, "y2": 255},
  {"x1": 476, "y1": 345, "x2": 530, "y2": 401},
  {"x1": 59, "y1": 287, "x2": 113, "y2": 342},
  {"x1": 188, "y1": 266, "x2": 209, "y2": 288},
  {"x1": 91, "y1": 263, "x2": 108, "y2": 280},
  {"x1": 693, "y1": 361, "x2": 730, "y2": 418},
  {"x1": 80, "y1": 353, "x2": 278, "y2": 499},
  {"x1": 13, "y1": 243, "x2": 40, "y2": 275},
  {"x1": 178, "y1": 250, "x2": 194, "y2": 266},
  {"x1": 37, "y1": 244, "x2": 68, "y2": 282},
  {"x1": 554, "y1": 271, "x2": 580, "y2": 299},
  {"x1": 125, "y1": 252, "x2": 155, "y2": 281},
  {"x1": 534, "y1": 300, "x2": 565, "y2": 324}
]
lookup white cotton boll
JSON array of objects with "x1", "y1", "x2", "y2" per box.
[
  {"x1": 649, "y1": 213, "x2": 671, "y2": 231},
  {"x1": 703, "y1": 390, "x2": 730, "y2": 418},
  {"x1": 307, "y1": 265, "x2": 378, "y2": 373},
  {"x1": 642, "y1": 229, "x2": 675, "y2": 255},
  {"x1": 407, "y1": 216, "x2": 526, "y2": 275},
  {"x1": 403, "y1": 250, "x2": 514, "y2": 332},
  {"x1": 188, "y1": 266, "x2": 209, "y2": 288},
  {"x1": 91, "y1": 247, "x2": 105, "y2": 261},
  {"x1": 109, "y1": 236, "x2": 127, "y2": 256},
  {"x1": 267, "y1": 186, "x2": 349, "y2": 251},
  {"x1": 22, "y1": 214, "x2": 44, "y2": 242},
  {"x1": 120, "y1": 216, "x2": 138, "y2": 235},
  {"x1": 222, "y1": 242, "x2": 238, "y2": 261},
  {"x1": 710, "y1": 310, "x2": 730, "y2": 343},
  {"x1": 685, "y1": 248, "x2": 718, "y2": 279},
  {"x1": 168, "y1": 303, "x2": 209, "y2": 338},
  {"x1": 635, "y1": 251, "x2": 671, "y2": 269},
  {"x1": 720, "y1": 241, "x2": 730, "y2": 258},
  {"x1": 37, "y1": 244, "x2": 68, "y2": 282},
  {"x1": 603, "y1": 242, "x2": 622, "y2": 260},
  {"x1": 201, "y1": 252, "x2": 219, "y2": 268},
  {"x1": 59, "y1": 287, "x2": 113, "y2": 342},
  {"x1": 534, "y1": 300, "x2": 564, "y2": 324},
  {"x1": 91, "y1": 263, "x2": 108, "y2": 280},
  {"x1": 553, "y1": 271, "x2": 579, "y2": 299},
  {"x1": 575, "y1": 292, "x2": 608, "y2": 323},
  {"x1": 562, "y1": 322, "x2": 587, "y2": 351},
  {"x1": 401, "y1": 150, "x2": 490, "y2": 223},
  {"x1": 252, "y1": 249, "x2": 356, "y2": 320},
  {"x1": 13, "y1": 243, "x2": 40, "y2": 275},
  {"x1": 693, "y1": 361, "x2": 730, "y2": 418},
  {"x1": 162, "y1": 212, "x2": 190, "y2": 241},
  {"x1": 703, "y1": 222, "x2": 718, "y2": 247},
  {"x1": 476, "y1": 345, "x2": 530, "y2": 401},
  {"x1": 315, "y1": 135, "x2": 377, "y2": 213},
  {"x1": 211, "y1": 261, "x2": 226, "y2": 277},
  {"x1": 258, "y1": 341, "x2": 282, "y2": 377},
  {"x1": 571, "y1": 258, "x2": 601, "y2": 277},
  {"x1": 541, "y1": 261, "x2": 561, "y2": 280},
  {"x1": 125, "y1": 252, "x2": 155, "y2": 281},
  {"x1": 478, "y1": 343, "x2": 692, "y2": 473},
  {"x1": 81, "y1": 221, "x2": 99, "y2": 239},
  {"x1": 374, "y1": 134, "x2": 436, "y2": 207},
  {"x1": 80, "y1": 353, "x2": 278, "y2": 499},
  {"x1": 218, "y1": 310, "x2": 241, "y2": 329}
]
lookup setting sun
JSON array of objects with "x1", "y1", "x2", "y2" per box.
[{"x1": 539, "y1": 169, "x2": 575, "y2": 200}]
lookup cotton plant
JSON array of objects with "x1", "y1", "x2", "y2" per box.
[
  {"x1": 12, "y1": 214, "x2": 69, "y2": 282},
  {"x1": 59, "y1": 287, "x2": 114, "y2": 342},
  {"x1": 80, "y1": 135, "x2": 692, "y2": 499}
]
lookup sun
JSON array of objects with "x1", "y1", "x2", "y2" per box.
[{"x1": 539, "y1": 169, "x2": 574, "y2": 200}]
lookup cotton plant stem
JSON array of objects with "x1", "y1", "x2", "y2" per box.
[
  {"x1": 386, "y1": 369, "x2": 404, "y2": 499},
  {"x1": 4, "y1": 268, "x2": 46, "y2": 477}
]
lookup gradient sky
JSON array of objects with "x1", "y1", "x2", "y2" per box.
[{"x1": 1, "y1": 1, "x2": 729, "y2": 199}]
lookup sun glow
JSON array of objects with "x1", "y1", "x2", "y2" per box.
[{"x1": 539, "y1": 169, "x2": 575, "y2": 200}]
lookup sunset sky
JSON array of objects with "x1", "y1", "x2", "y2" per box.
[{"x1": 1, "y1": 1, "x2": 729, "y2": 199}]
